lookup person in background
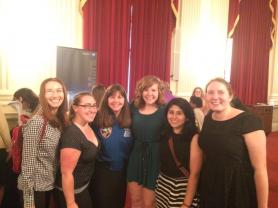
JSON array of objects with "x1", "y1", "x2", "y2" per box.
[
  {"x1": 192, "y1": 87, "x2": 208, "y2": 115},
  {"x1": 156, "y1": 98, "x2": 202, "y2": 208},
  {"x1": 17, "y1": 78, "x2": 68, "y2": 208},
  {"x1": 161, "y1": 80, "x2": 175, "y2": 103},
  {"x1": 90, "y1": 84, "x2": 133, "y2": 208},
  {"x1": 199, "y1": 77, "x2": 268, "y2": 208},
  {"x1": 189, "y1": 96, "x2": 205, "y2": 132},
  {"x1": 91, "y1": 84, "x2": 106, "y2": 108},
  {"x1": 192, "y1": 87, "x2": 203, "y2": 97},
  {"x1": 2, "y1": 88, "x2": 39, "y2": 208},
  {"x1": 0, "y1": 105, "x2": 12, "y2": 207},
  {"x1": 127, "y1": 75, "x2": 165, "y2": 208},
  {"x1": 13, "y1": 88, "x2": 39, "y2": 123},
  {"x1": 230, "y1": 96, "x2": 250, "y2": 112},
  {"x1": 55, "y1": 92, "x2": 98, "y2": 208}
]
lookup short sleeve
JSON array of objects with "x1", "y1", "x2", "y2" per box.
[
  {"x1": 241, "y1": 112, "x2": 263, "y2": 134},
  {"x1": 59, "y1": 125, "x2": 82, "y2": 151}
]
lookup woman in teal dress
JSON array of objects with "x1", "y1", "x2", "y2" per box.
[
  {"x1": 199, "y1": 78, "x2": 268, "y2": 208},
  {"x1": 127, "y1": 75, "x2": 165, "y2": 208}
]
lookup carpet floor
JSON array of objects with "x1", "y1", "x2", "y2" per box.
[{"x1": 267, "y1": 131, "x2": 278, "y2": 208}]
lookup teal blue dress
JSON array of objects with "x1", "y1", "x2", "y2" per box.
[{"x1": 127, "y1": 105, "x2": 165, "y2": 190}]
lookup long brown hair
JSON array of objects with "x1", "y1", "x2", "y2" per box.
[
  {"x1": 133, "y1": 75, "x2": 165, "y2": 109},
  {"x1": 97, "y1": 84, "x2": 131, "y2": 128},
  {"x1": 38, "y1": 77, "x2": 68, "y2": 129},
  {"x1": 91, "y1": 84, "x2": 106, "y2": 107},
  {"x1": 192, "y1": 87, "x2": 205, "y2": 98}
]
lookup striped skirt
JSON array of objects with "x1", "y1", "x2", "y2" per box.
[{"x1": 155, "y1": 173, "x2": 200, "y2": 208}]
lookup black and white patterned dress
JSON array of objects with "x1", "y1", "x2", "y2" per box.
[{"x1": 155, "y1": 133, "x2": 200, "y2": 208}]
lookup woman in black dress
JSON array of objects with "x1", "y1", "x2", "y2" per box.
[{"x1": 199, "y1": 78, "x2": 268, "y2": 208}]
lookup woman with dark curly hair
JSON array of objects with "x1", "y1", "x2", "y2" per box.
[{"x1": 156, "y1": 98, "x2": 202, "y2": 208}]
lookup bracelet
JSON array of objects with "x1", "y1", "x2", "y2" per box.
[{"x1": 182, "y1": 202, "x2": 190, "y2": 207}]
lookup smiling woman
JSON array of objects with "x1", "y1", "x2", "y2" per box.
[
  {"x1": 199, "y1": 77, "x2": 268, "y2": 208},
  {"x1": 127, "y1": 75, "x2": 165, "y2": 208},
  {"x1": 90, "y1": 84, "x2": 133, "y2": 208},
  {"x1": 89, "y1": 84, "x2": 133, "y2": 208},
  {"x1": 17, "y1": 77, "x2": 68, "y2": 208},
  {"x1": 156, "y1": 98, "x2": 201, "y2": 208},
  {"x1": 55, "y1": 92, "x2": 98, "y2": 208}
]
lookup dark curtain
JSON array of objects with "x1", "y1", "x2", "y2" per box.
[
  {"x1": 229, "y1": 0, "x2": 275, "y2": 105},
  {"x1": 129, "y1": 0, "x2": 177, "y2": 99},
  {"x1": 82, "y1": 0, "x2": 178, "y2": 97},
  {"x1": 82, "y1": 0, "x2": 132, "y2": 89}
]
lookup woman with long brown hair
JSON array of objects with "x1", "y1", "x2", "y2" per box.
[
  {"x1": 18, "y1": 78, "x2": 68, "y2": 208},
  {"x1": 90, "y1": 84, "x2": 133, "y2": 208}
]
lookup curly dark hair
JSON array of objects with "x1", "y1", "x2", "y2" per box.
[{"x1": 163, "y1": 97, "x2": 198, "y2": 139}]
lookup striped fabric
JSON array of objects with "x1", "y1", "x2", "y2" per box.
[{"x1": 155, "y1": 173, "x2": 200, "y2": 208}]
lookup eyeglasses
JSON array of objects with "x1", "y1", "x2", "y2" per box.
[{"x1": 77, "y1": 104, "x2": 97, "y2": 110}]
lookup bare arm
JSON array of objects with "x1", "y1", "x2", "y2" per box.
[
  {"x1": 182, "y1": 134, "x2": 203, "y2": 207},
  {"x1": 60, "y1": 148, "x2": 81, "y2": 208},
  {"x1": 244, "y1": 130, "x2": 268, "y2": 208}
]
